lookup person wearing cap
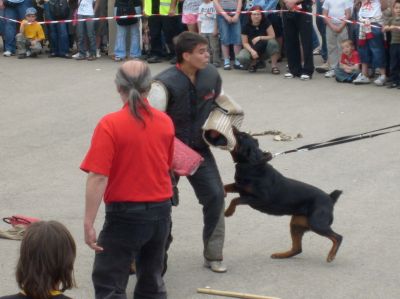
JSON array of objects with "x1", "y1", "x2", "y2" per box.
[
  {"x1": 0, "y1": 0, "x2": 31, "y2": 57},
  {"x1": 16, "y1": 7, "x2": 45, "y2": 58},
  {"x1": 81, "y1": 60, "x2": 175, "y2": 299},
  {"x1": 154, "y1": 31, "x2": 228, "y2": 273}
]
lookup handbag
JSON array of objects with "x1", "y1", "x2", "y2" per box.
[
  {"x1": 172, "y1": 137, "x2": 204, "y2": 176},
  {"x1": 116, "y1": 0, "x2": 138, "y2": 26}
]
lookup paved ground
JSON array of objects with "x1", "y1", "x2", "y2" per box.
[{"x1": 0, "y1": 55, "x2": 399, "y2": 299}]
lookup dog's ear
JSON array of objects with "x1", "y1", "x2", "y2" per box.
[{"x1": 263, "y1": 151, "x2": 273, "y2": 162}]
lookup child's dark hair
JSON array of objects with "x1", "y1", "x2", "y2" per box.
[
  {"x1": 175, "y1": 31, "x2": 209, "y2": 63},
  {"x1": 16, "y1": 221, "x2": 76, "y2": 299}
]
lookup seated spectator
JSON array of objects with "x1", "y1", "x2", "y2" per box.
[
  {"x1": 237, "y1": 5, "x2": 280, "y2": 73},
  {"x1": 335, "y1": 39, "x2": 361, "y2": 83},
  {"x1": 16, "y1": 7, "x2": 45, "y2": 58},
  {"x1": 0, "y1": 221, "x2": 76, "y2": 299}
]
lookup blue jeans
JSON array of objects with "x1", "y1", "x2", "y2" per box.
[
  {"x1": 0, "y1": 9, "x2": 4, "y2": 40},
  {"x1": 93, "y1": 201, "x2": 171, "y2": 299},
  {"x1": 358, "y1": 26, "x2": 386, "y2": 68},
  {"x1": 44, "y1": 3, "x2": 69, "y2": 56},
  {"x1": 217, "y1": 12, "x2": 241, "y2": 45},
  {"x1": 114, "y1": 6, "x2": 141, "y2": 59},
  {"x1": 4, "y1": 0, "x2": 31, "y2": 53},
  {"x1": 77, "y1": 14, "x2": 96, "y2": 56}
]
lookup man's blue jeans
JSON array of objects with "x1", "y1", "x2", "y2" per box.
[
  {"x1": 44, "y1": 2, "x2": 69, "y2": 56},
  {"x1": 93, "y1": 201, "x2": 171, "y2": 299},
  {"x1": 316, "y1": 0, "x2": 328, "y2": 62},
  {"x1": 114, "y1": 6, "x2": 141, "y2": 59},
  {"x1": 4, "y1": 0, "x2": 31, "y2": 53}
]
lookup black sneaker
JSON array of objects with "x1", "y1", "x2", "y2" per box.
[{"x1": 147, "y1": 56, "x2": 162, "y2": 63}]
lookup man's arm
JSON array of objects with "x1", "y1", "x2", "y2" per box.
[{"x1": 84, "y1": 172, "x2": 108, "y2": 251}]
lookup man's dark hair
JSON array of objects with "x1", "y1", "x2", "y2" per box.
[
  {"x1": 175, "y1": 31, "x2": 209, "y2": 63},
  {"x1": 16, "y1": 221, "x2": 76, "y2": 299}
]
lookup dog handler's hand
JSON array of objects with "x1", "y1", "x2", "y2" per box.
[{"x1": 85, "y1": 225, "x2": 104, "y2": 252}]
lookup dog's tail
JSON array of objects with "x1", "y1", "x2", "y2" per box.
[{"x1": 329, "y1": 190, "x2": 343, "y2": 204}]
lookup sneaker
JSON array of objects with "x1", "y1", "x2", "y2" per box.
[
  {"x1": 387, "y1": 82, "x2": 399, "y2": 89},
  {"x1": 374, "y1": 75, "x2": 386, "y2": 86},
  {"x1": 72, "y1": 53, "x2": 80, "y2": 59},
  {"x1": 300, "y1": 74, "x2": 311, "y2": 80},
  {"x1": 313, "y1": 48, "x2": 321, "y2": 55},
  {"x1": 353, "y1": 73, "x2": 370, "y2": 85},
  {"x1": 233, "y1": 63, "x2": 244, "y2": 70},
  {"x1": 204, "y1": 259, "x2": 227, "y2": 273},
  {"x1": 96, "y1": 49, "x2": 101, "y2": 58},
  {"x1": 26, "y1": 51, "x2": 31, "y2": 57},
  {"x1": 3, "y1": 51, "x2": 12, "y2": 57},
  {"x1": 114, "y1": 56, "x2": 123, "y2": 62},
  {"x1": 316, "y1": 62, "x2": 329, "y2": 73},
  {"x1": 325, "y1": 69, "x2": 335, "y2": 78},
  {"x1": 284, "y1": 72, "x2": 294, "y2": 79},
  {"x1": 74, "y1": 54, "x2": 86, "y2": 60},
  {"x1": 147, "y1": 55, "x2": 162, "y2": 63}
]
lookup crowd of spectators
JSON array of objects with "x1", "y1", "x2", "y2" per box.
[{"x1": 0, "y1": 0, "x2": 399, "y2": 87}]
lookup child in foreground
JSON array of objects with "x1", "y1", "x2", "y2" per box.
[
  {"x1": 0, "y1": 221, "x2": 76, "y2": 299},
  {"x1": 335, "y1": 39, "x2": 361, "y2": 83}
]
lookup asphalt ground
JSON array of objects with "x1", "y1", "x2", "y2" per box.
[{"x1": 0, "y1": 55, "x2": 399, "y2": 299}]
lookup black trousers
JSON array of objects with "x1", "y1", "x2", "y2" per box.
[
  {"x1": 282, "y1": 11, "x2": 314, "y2": 76},
  {"x1": 389, "y1": 44, "x2": 400, "y2": 84},
  {"x1": 92, "y1": 201, "x2": 172, "y2": 299},
  {"x1": 148, "y1": 15, "x2": 180, "y2": 57}
]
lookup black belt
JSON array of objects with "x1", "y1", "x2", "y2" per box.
[{"x1": 105, "y1": 200, "x2": 172, "y2": 212}]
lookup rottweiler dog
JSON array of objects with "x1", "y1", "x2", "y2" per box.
[{"x1": 224, "y1": 128, "x2": 343, "y2": 262}]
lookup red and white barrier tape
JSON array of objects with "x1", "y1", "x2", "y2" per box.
[{"x1": 1, "y1": 9, "x2": 397, "y2": 30}]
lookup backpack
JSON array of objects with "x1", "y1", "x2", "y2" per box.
[
  {"x1": 49, "y1": 0, "x2": 70, "y2": 21},
  {"x1": 116, "y1": 0, "x2": 138, "y2": 26}
]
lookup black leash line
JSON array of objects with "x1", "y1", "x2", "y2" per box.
[{"x1": 273, "y1": 124, "x2": 400, "y2": 157}]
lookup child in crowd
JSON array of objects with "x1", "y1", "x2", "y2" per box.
[
  {"x1": 16, "y1": 7, "x2": 45, "y2": 59},
  {"x1": 0, "y1": 221, "x2": 76, "y2": 299},
  {"x1": 198, "y1": 0, "x2": 221, "y2": 67},
  {"x1": 321, "y1": 0, "x2": 352, "y2": 78},
  {"x1": 353, "y1": 0, "x2": 388, "y2": 86},
  {"x1": 213, "y1": 0, "x2": 243, "y2": 70},
  {"x1": 74, "y1": 0, "x2": 99, "y2": 60},
  {"x1": 335, "y1": 39, "x2": 361, "y2": 82},
  {"x1": 383, "y1": 0, "x2": 400, "y2": 88},
  {"x1": 183, "y1": 0, "x2": 202, "y2": 32}
]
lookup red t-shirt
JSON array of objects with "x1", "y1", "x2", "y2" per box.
[
  {"x1": 340, "y1": 51, "x2": 360, "y2": 66},
  {"x1": 80, "y1": 101, "x2": 175, "y2": 203}
]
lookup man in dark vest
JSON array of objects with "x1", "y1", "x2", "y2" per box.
[{"x1": 155, "y1": 31, "x2": 227, "y2": 273}]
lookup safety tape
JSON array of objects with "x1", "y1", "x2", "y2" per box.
[{"x1": 0, "y1": 9, "x2": 396, "y2": 30}]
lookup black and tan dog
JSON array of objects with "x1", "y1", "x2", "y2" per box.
[{"x1": 224, "y1": 128, "x2": 343, "y2": 262}]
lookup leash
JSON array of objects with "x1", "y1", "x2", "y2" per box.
[{"x1": 272, "y1": 124, "x2": 400, "y2": 157}]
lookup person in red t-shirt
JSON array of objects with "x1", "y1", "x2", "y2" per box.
[
  {"x1": 80, "y1": 60, "x2": 174, "y2": 299},
  {"x1": 335, "y1": 39, "x2": 361, "y2": 83}
]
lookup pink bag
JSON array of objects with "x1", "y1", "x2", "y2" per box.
[
  {"x1": 172, "y1": 138, "x2": 204, "y2": 176},
  {"x1": 3, "y1": 215, "x2": 41, "y2": 227}
]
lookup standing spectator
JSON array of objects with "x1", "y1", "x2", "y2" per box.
[
  {"x1": 183, "y1": 0, "x2": 202, "y2": 32},
  {"x1": 0, "y1": 221, "x2": 76, "y2": 299},
  {"x1": 315, "y1": 0, "x2": 329, "y2": 70},
  {"x1": 321, "y1": 0, "x2": 352, "y2": 78},
  {"x1": 95, "y1": 0, "x2": 107, "y2": 58},
  {"x1": 74, "y1": 0, "x2": 98, "y2": 60},
  {"x1": 144, "y1": 0, "x2": 180, "y2": 63},
  {"x1": 237, "y1": 5, "x2": 280, "y2": 73},
  {"x1": 44, "y1": 0, "x2": 71, "y2": 58},
  {"x1": 16, "y1": 7, "x2": 44, "y2": 58},
  {"x1": 281, "y1": 0, "x2": 314, "y2": 80},
  {"x1": 214, "y1": 0, "x2": 243, "y2": 70},
  {"x1": 383, "y1": 0, "x2": 400, "y2": 88},
  {"x1": 154, "y1": 32, "x2": 227, "y2": 273},
  {"x1": 81, "y1": 60, "x2": 174, "y2": 298},
  {"x1": 198, "y1": 0, "x2": 221, "y2": 67},
  {"x1": 113, "y1": 0, "x2": 142, "y2": 61},
  {"x1": 1, "y1": 0, "x2": 32, "y2": 57},
  {"x1": 335, "y1": 39, "x2": 361, "y2": 82},
  {"x1": 353, "y1": 0, "x2": 388, "y2": 85}
]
